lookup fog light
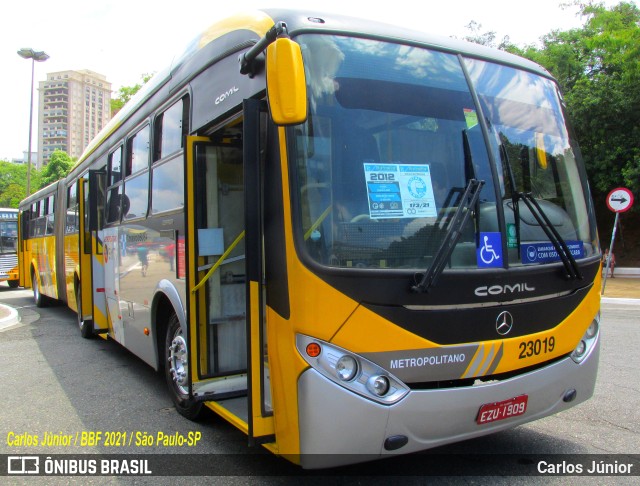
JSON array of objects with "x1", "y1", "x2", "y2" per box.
[
  {"x1": 563, "y1": 389, "x2": 577, "y2": 402},
  {"x1": 367, "y1": 375, "x2": 390, "y2": 396},
  {"x1": 574, "y1": 340, "x2": 587, "y2": 357},
  {"x1": 336, "y1": 355, "x2": 358, "y2": 381}
]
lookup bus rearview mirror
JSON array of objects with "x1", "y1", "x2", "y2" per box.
[{"x1": 266, "y1": 37, "x2": 307, "y2": 125}]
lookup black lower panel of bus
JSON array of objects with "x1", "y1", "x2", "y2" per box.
[{"x1": 364, "y1": 284, "x2": 592, "y2": 345}]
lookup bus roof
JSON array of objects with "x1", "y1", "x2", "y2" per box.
[{"x1": 72, "y1": 8, "x2": 552, "y2": 171}]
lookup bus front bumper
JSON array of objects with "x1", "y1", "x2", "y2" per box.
[{"x1": 297, "y1": 336, "x2": 599, "y2": 468}]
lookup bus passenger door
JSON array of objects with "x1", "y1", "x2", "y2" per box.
[
  {"x1": 186, "y1": 133, "x2": 250, "y2": 403},
  {"x1": 78, "y1": 172, "x2": 109, "y2": 334},
  {"x1": 243, "y1": 99, "x2": 274, "y2": 444},
  {"x1": 17, "y1": 211, "x2": 27, "y2": 288},
  {"x1": 78, "y1": 178, "x2": 94, "y2": 329},
  {"x1": 88, "y1": 170, "x2": 108, "y2": 333},
  {"x1": 186, "y1": 110, "x2": 274, "y2": 442}
]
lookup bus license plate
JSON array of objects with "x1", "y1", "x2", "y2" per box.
[{"x1": 476, "y1": 395, "x2": 528, "y2": 425}]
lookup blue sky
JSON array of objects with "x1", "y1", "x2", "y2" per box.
[{"x1": 0, "y1": 0, "x2": 628, "y2": 160}]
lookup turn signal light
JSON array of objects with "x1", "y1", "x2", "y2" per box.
[{"x1": 306, "y1": 342, "x2": 321, "y2": 358}]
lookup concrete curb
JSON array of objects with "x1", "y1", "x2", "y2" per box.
[
  {"x1": 0, "y1": 304, "x2": 20, "y2": 331},
  {"x1": 601, "y1": 297, "x2": 640, "y2": 305},
  {"x1": 612, "y1": 267, "x2": 640, "y2": 277}
]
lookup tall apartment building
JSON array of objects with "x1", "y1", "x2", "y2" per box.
[{"x1": 37, "y1": 69, "x2": 112, "y2": 167}]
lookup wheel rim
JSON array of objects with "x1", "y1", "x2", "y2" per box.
[{"x1": 168, "y1": 328, "x2": 189, "y2": 395}]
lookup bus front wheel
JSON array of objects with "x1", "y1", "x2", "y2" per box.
[
  {"x1": 165, "y1": 314, "x2": 203, "y2": 420},
  {"x1": 7, "y1": 280, "x2": 19, "y2": 289}
]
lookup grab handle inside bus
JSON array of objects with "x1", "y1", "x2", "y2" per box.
[{"x1": 192, "y1": 230, "x2": 245, "y2": 294}]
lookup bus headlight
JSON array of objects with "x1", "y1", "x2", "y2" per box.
[
  {"x1": 367, "y1": 375, "x2": 390, "y2": 396},
  {"x1": 571, "y1": 312, "x2": 599, "y2": 364},
  {"x1": 336, "y1": 355, "x2": 358, "y2": 381},
  {"x1": 297, "y1": 334, "x2": 409, "y2": 405}
]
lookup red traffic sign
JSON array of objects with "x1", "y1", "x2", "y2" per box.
[{"x1": 606, "y1": 187, "x2": 634, "y2": 213}]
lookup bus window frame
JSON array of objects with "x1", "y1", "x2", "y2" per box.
[
  {"x1": 153, "y1": 95, "x2": 190, "y2": 163},
  {"x1": 123, "y1": 122, "x2": 151, "y2": 221}
]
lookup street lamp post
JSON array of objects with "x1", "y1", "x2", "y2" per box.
[{"x1": 18, "y1": 47, "x2": 49, "y2": 197}]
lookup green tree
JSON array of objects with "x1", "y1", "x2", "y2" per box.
[
  {"x1": 513, "y1": 2, "x2": 640, "y2": 198},
  {"x1": 0, "y1": 160, "x2": 39, "y2": 207},
  {"x1": 1, "y1": 184, "x2": 25, "y2": 208},
  {"x1": 111, "y1": 73, "x2": 154, "y2": 116},
  {"x1": 463, "y1": 21, "x2": 514, "y2": 50},
  {"x1": 39, "y1": 150, "x2": 74, "y2": 189}
]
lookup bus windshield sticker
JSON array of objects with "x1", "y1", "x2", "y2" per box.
[
  {"x1": 521, "y1": 241, "x2": 584, "y2": 264},
  {"x1": 463, "y1": 108, "x2": 478, "y2": 129},
  {"x1": 506, "y1": 223, "x2": 518, "y2": 248},
  {"x1": 363, "y1": 163, "x2": 438, "y2": 219},
  {"x1": 477, "y1": 232, "x2": 503, "y2": 268}
]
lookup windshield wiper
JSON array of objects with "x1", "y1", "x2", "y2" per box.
[
  {"x1": 519, "y1": 193, "x2": 582, "y2": 280},
  {"x1": 496, "y1": 132, "x2": 522, "y2": 259},
  {"x1": 412, "y1": 179, "x2": 484, "y2": 293}
]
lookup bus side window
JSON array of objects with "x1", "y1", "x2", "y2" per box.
[
  {"x1": 154, "y1": 96, "x2": 189, "y2": 162},
  {"x1": 106, "y1": 145, "x2": 125, "y2": 224},
  {"x1": 66, "y1": 183, "x2": 78, "y2": 234}
]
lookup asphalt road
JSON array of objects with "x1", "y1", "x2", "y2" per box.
[{"x1": 0, "y1": 285, "x2": 638, "y2": 484}]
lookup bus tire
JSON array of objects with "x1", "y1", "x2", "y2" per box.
[
  {"x1": 7, "y1": 280, "x2": 19, "y2": 289},
  {"x1": 32, "y1": 270, "x2": 46, "y2": 308},
  {"x1": 76, "y1": 286, "x2": 94, "y2": 339},
  {"x1": 165, "y1": 314, "x2": 203, "y2": 420}
]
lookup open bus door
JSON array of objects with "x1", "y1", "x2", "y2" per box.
[
  {"x1": 17, "y1": 211, "x2": 27, "y2": 288},
  {"x1": 77, "y1": 177, "x2": 94, "y2": 336},
  {"x1": 185, "y1": 100, "x2": 274, "y2": 445},
  {"x1": 77, "y1": 172, "x2": 109, "y2": 337}
]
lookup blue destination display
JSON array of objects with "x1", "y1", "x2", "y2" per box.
[{"x1": 521, "y1": 241, "x2": 584, "y2": 264}]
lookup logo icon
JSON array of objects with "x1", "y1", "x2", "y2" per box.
[
  {"x1": 496, "y1": 311, "x2": 514, "y2": 336},
  {"x1": 407, "y1": 176, "x2": 427, "y2": 198},
  {"x1": 8, "y1": 456, "x2": 39, "y2": 475}
]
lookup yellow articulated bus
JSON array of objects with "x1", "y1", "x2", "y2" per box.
[
  {"x1": 18, "y1": 9, "x2": 601, "y2": 468},
  {"x1": 0, "y1": 208, "x2": 20, "y2": 288}
]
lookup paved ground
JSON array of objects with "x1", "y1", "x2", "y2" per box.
[{"x1": 601, "y1": 275, "x2": 640, "y2": 299}]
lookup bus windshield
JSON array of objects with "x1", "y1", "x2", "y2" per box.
[
  {"x1": 0, "y1": 220, "x2": 18, "y2": 253},
  {"x1": 291, "y1": 35, "x2": 597, "y2": 271}
]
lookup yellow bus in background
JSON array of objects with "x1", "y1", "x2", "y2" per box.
[
  {"x1": 18, "y1": 9, "x2": 601, "y2": 468},
  {"x1": 0, "y1": 208, "x2": 19, "y2": 288}
]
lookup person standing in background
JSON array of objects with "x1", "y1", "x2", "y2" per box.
[{"x1": 602, "y1": 248, "x2": 615, "y2": 277}]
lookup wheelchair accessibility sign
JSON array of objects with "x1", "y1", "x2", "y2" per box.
[{"x1": 477, "y1": 232, "x2": 502, "y2": 268}]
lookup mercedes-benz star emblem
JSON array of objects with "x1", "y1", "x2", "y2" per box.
[{"x1": 496, "y1": 311, "x2": 514, "y2": 336}]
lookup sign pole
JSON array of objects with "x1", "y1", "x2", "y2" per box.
[
  {"x1": 602, "y1": 187, "x2": 634, "y2": 295},
  {"x1": 601, "y1": 212, "x2": 619, "y2": 295}
]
